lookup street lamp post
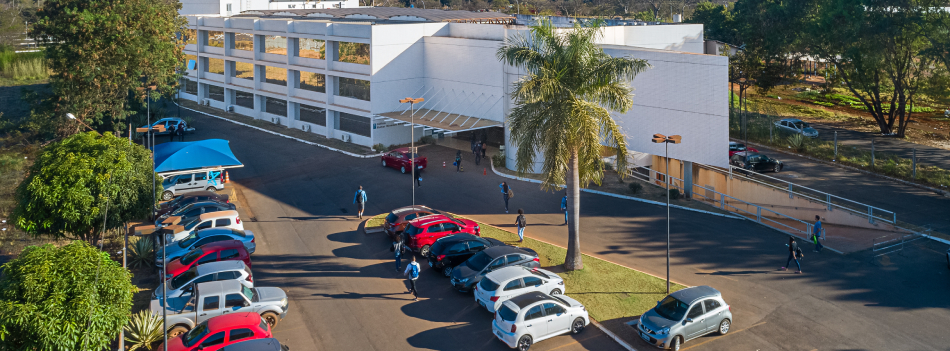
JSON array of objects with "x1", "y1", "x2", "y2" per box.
[
  {"x1": 399, "y1": 97, "x2": 424, "y2": 208},
  {"x1": 652, "y1": 133, "x2": 682, "y2": 294}
]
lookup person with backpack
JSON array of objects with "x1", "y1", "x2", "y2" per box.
[
  {"x1": 515, "y1": 209, "x2": 527, "y2": 242},
  {"x1": 474, "y1": 144, "x2": 482, "y2": 165},
  {"x1": 403, "y1": 255, "x2": 421, "y2": 301},
  {"x1": 353, "y1": 186, "x2": 367, "y2": 219},
  {"x1": 481, "y1": 142, "x2": 487, "y2": 158},
  {"x1": 177, "y1": 122, "x2": 185, "y2": 142},
  {"x1": 455, "y1": 150, "x2": 462, "y2": 173},
  {"x1": 561, "y1": 191, "x2": 568, "y2": 226},
  {"x1": 781, "y1": 236, "x2": 803, "y2": 274},
  {"x1": 391, "y1": 234, "x2": 407, "y2": 271},
  {"x1": 812, "y1": 215, "x2": 824, "y2": 253},
  {"x1": 169, "y1": 122, "x2": 176, "y2": 142},
  {"x1": 499, "y1": 182, "x2": 511, "y2": 213}
]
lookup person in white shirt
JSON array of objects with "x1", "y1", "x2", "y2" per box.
[{"x1": 403, "y1": 256, "x2": 421, "y2": 301}]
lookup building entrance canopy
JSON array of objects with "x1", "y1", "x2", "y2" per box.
[{"x1": 375, "y1": 86, "x2": 504, "y2": 134}]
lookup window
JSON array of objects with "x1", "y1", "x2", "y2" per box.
[
  {"x1": 524, "y1": 305, "x2": 545, "y2": 321},
  {"x1": 337, "y1": 42, "x2": 369, "y2": 65},
  {"x1": 263, "y1": 35, "x2": 286, "y2": 55},
  {"x1": 206, "y1": 31, "x2": 225, "y2": 48},
  {"x1": 686, "y1": 304, "x2": 704, "y2": 319},
  {"x1": 235, "y1": 91, "x2": 254, "y2": 108},
  {"x1": 703, "y1": 299, "x2": 721, "y2": 313},
  {"x1": 208, "y1": 85, "x2": 225, "y2": 102},
  {"x1": 265, "y1": 67, "x2": 287, "y2": 86},
  {"x1": 229, "y1": 328, "x2": 254, "y2": 342},
  {"x1": 467, "y1": 240, "x2": 485, "y2": 251},
  {"x1": 200, "y1": 332, "x2": 225, "y2": 347},
  {"x1": 196, "y1": 221, "x2": 213, "y2": 230},
  {"x1": 489, "y1": 257, "x2": 507, "y2": 270},
  {"x1": 447, "y1": 243, "x2": 467, "y2": 254},
  {"x1": 216, "y1": 271, "x2": 238, "y2": 280},
  {"x1": 180, "y1": 249, "x2": 204, "y2": 265},
  {"x1": 503, "y1": 279, "x2": 524, "y2": 291},
  {"x1": 498, "y1": 305, "x2": 518, "y2": 321},
  {"x1": 522, "y1": 276, "x2": 543, "y2": 287},
  {"x1": 299, "y1": 71, "x2": 326, "y2": 93},
  {"x1": 193, "y1": 273, "x2": 215, "y2": 285},
  {"x1": 184, "y1": 79, "x2": 198, "y2": 95},
  {"x1": 479, "y1": 278, "x2": 500, "y2": 291},
  {"x1": 202, "y1": 296, "x2": 220, "y2": 311},
  {"x1": 184, "y1": 54, "x2": 198, "y2": 71},
  {"x1": 215, "y1": 218, "x2": 231, "y2": 227},
  {"x1": 176, "y1": 176, "x2": 191, "y2": 184},
  {"x1": 442, "y1": 223, "x2": 460, "y2": 232},
  {"x1": 234, "y1": 33, "x2": 254, "y2": 51},
  {"x1": 265, "y1": 97, "x2": 287, "y2": 116},
  {"x1": 170, "y1": 268, "x2": 198, "y2": 290},
  {"x1": 226, "y1": 4, "x2": 232, "y2": 11},
  {"x1": 183, "y1": 29, "x2": 197, "y2": 45},
  {"x1": 337, "y1": 77, "x2": 370, "y2": 101},
  {"x1": 220, "y1": 249, "x2": 240, "y2": 260},
  {"x1": 405, "y1": 214, "x2": 418, "y2": 221},
  {"x1": 504, "y1": 254, "x2": 523, "y2": 265},
  {"x1": 543, "y1": 302, "x2": 565, "y2": 316},
  {"x1": 233, "y1": 61, "x2": 254, "y2": 80},
  {"x1": 194, "y1": 172, "x2": 207, "y2": 181},
  {"x1": 337, "y1": 112, "x2": 370, "y2": 137},
  {"x1": 197, "y1": 252, "x2": 217, "y2": 264},
  {"x1": 225, "y1": 293, "x2": 246, "y2": 309},
  {"x1": 299, "y1": 104, "x2": 326, "y2": 126},
  {"x1": 298, "y1": 38, "x2": 325, "y2": 59}
]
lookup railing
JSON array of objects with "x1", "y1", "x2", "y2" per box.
[{"x1": 871, "y1": 233, "x2": 924, "y2": 258}]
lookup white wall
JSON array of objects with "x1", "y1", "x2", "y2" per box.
[
  {"x1": 180, "y1": 0, "x2": 222, "y2": 15},
  {"x1": 618, "y1": 24, "x2": 704, "y2": 54},
  {"x1": 422, "y1": 36, "x2": 505, "y2": 124}
]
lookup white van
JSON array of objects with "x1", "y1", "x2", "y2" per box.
[
  {"x1": 161, "y1": 170, "x2": 225, "y2": 201},
  {"x1": 164, "y1": 210, "x2": 243, "y2": 244}
]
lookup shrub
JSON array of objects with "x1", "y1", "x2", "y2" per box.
[
  {"x1": 669, "y1": 188, "x2": 680, "y2": 199},
  {"x1": 124, "y1": 310, "x2": 164, "y2": 351},
  {"x1": 492, "y1": 154, "x2": 505, "y2": 168},
  {"x1": 628, "y1": 182, "x2": 642, "y2": 194},
  {"x1": 372, "y1": 143, "x2": 387, "y2": 153},
  {"x1": 129, "y1": 236, "x2": 155, "y2": 269},
  {"x1": 419, "y1": 135, "x2": 435, "y2": 144},
  {"x1": 812, "y1": 101, "x2": 834, "y2": 107},
  {"x1": 787, "y1": 134, "x2": 808, "y2": 153},
  {"x1": 604, "y1": 162, "x2": 614, "y2": 171}
]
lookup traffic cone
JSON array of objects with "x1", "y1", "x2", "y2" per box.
[
  {"x1": 224, "y1": 171, "x2": 230, "y2": 184},
  {"x1": 483, "y1": 168, "x2": 487, "y2": 175}
]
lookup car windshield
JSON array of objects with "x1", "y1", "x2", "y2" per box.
[
  {"x1": 178, "y1": 234, "x2": 200, "y2": 248},
  {"x1": 551, "y1": 296, "x2": 571, "y2": 306},
  {"x1": 230, "y1": 229, "x2": 246, "y2": 237},
  {"x1": 529, "y1": 269, "x2": 550, "y2": 279},
  {"x1": 241, "y1": 285, "x2": 255, "y2": 301},
  {"x1": 180, "y1": 249, "x2": 203, "y2": 265},
  {"x1": 451, "y1": 218, "x2": 466, "y2": 226},
  {"x1": 170, "y1": 267, "x2": 198, "y2": 290},
  {"x1": 654, "y1": 296, "x2": 690, "y2": 321},
  {"x1": 498, "y1": 305, "x2": 518, "y2": 321},
  {"x1": 162, "y1": 177, "x2": 174, "y2": 186},
  {"x1": 181, "y1": 322, "x2": 208, "y2": 347},
  {"x1": 403, "y1": 152, "x2": 421, "y2": 158},
  {"x1": 465, "y1": 251, "x2": 492, "y2": 271},
  {"x1": 404, "y1": 225, "x2": 423, "y2": 237},
  {"x1": 792, "y1": 121, "x2": 809, "y2": 128},
  {"x1": 183, "y1": 218, "x2": 201, "y2": 230},
  {"x1": 170, "y1": 203, "x2": 196, "y2": 216},
  {"x1": 386, "y1": 213, "x2": 399, "y2": 224},
  {"x1": 479, "y1": 278, "x2": 500, "y2": 292}
]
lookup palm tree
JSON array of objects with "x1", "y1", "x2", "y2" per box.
[{"x1": 497, "y1": 20, "x2": 649, "y2": 271}]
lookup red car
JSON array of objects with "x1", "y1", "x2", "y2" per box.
[
  {"x1": 160, "y1": 312, "x2": 272, "y2": 351},
  {"x1": 166, "y1": 240, "x2": 251, "y2": 280},
  {"x1": 729, "y1": 141, "x2": 759, "y2": 158},
  {"x1": 384, "y1": 205, "x2": 444, "y2": 238},
  {"x1": 381, "y1": 147, "x2": 427, "y2": 174},
  {"x1": 403, "y1": 214, "x2": 480, "y2": 257}
]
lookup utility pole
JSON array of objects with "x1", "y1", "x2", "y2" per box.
[
  {"x1": 399, "y1": 97, "x2": 424, "y2": 208},
  {"x1": 652, "y1": 133, "x2": 682, "y2": 294}
]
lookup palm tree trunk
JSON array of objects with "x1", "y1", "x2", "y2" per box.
[{"x1": 564, "y1": 149, "x2": 584, "y2": 271}]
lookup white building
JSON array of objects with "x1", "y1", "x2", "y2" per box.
[
  {"x1": 179, "y1": 8, "x2": 730, "y2": 170},
  {"x1": 180, "y1": 0, "x2": 362, "y2": 17}
]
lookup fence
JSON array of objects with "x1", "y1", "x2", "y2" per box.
[{"x1": 871, "y1": 233, "x2": 924, "y2": 258}]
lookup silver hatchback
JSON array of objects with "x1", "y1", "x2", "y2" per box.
[{"x1": 635, "y1": 286, "x2": 732, "y2": 351}]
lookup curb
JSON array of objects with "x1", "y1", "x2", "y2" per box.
[
  {"x1": 591, "y1": 318, "x2": 637, "y2": 351},
  {"x1": 178, "y1": 104, "x2": 386, "y2": 159}
]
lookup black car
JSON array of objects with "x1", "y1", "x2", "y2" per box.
[
  {"x1": 156, "y1": 201, "x2": 236, "y2": 226},
  {"x1": 730, "y1": 151, "x2": 784, "y2": 173},
  {"x1": 426, "y1": 234, "x2": 506, "y2": 277},
  {"x1": 450, "y1": 246, "x2": 540, "y2": 292}
]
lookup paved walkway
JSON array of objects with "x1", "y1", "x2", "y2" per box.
[{"x1": 808, "y1": 122, "x2": 950, "y2": 171}]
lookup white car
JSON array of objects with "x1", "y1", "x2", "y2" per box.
[
  {"x1": 163, "y1": 210, "x2": 243, "y2": 244},
  {"x1": 153, "y1": 260, "x2": 253, "y2": 300},
  {"x1": 775, "y1": 118, "x2": 819, "y2": 138},
  {"x1": 492, "y1": 291, "x2": 589, "y2": 351},
  {"x1": 475, "y1": 266, "x2": 564, "y2": 312}
]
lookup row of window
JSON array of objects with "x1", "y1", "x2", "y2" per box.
[{"x1": 184, "y1": 29, "x2": 369, "y2": 65}]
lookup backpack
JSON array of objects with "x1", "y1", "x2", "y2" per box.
[
  {"x1": 507, "y1": 187, "x2": 514, "y2": 198},
  {"x1": 795, "y1": 247, "x2": 804, "y2": 259},
  {"x1": 409, "y1": 263, "x2": 419, "y2": 279}
]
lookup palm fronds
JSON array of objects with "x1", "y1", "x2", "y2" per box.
[
  {"x1": 128, "y1": 236, "x2": 155, "y2": 270},
  {"x1": 124, "y1": 310, "x2": 164, "y2": 351}
]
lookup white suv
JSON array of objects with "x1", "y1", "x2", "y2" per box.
[
  {"x1": 492, "y1": 291, "x2": 589, "y2": 351},
  {"x1": 476, "y1": 266, "x2": 564, "y2": 312},
  {"x1": 164, "y1": 210, "x2": 243, "y2": 244}
]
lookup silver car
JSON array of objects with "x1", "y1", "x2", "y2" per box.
[
  {"x1": 152, "y1": 260, "x2": 253, "y2": 300},
  {"x1": 775, "y1": 118, "x2": 819, "y2": 138},
  {"x1": 635, "y1": 286, "x2": 732, "y2": 351}
]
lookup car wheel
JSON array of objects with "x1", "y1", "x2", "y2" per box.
[
  {"x1": 670, "y1": 336, "x2": 682, "y2": 351},
  {"x1": 205, "y1": 187, "x2": 217, "y2": 193},
  {"x1": 718, "y1": 318, "x2": 731, "y2": 335},
  {"x1": 549, "y1": 288, "x2": 562, "y2": 295},
  {"x1": 262, "y1": 311, "x2": 279, "y2": 329},
  {"x1": 382, "y1": 159, "x2": 387, "y2": 167},
  {"x1": 167, "y1": 325, "x2": 189, "y2": 338},
  {"x1": 162, "y1": 191, "x2": 174, "y2": 201},
  {"x1": 420, "y1": 245, "x2": 431, "y2": 257},
  {"x1": 442, "y1": 265, "x2": 453, "y2": 277},
  {"x1": 400, "y1": 166, "x2": 407, "y2": 174},
  {"x1": 773, "y1": 164, "x2": 781, "y2": 173},
  {"x1": 571, "y1": 317, "x2": 585, "y2": 334},
  {"x1": 517, "y1": 335, "x2": 532, "y2": 351}
]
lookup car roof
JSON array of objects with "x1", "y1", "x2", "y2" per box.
[
  {"x1": 507, "y1": 291, "x2": 551, "y2": 310},
  {"x1": 780, "y1": 118, "x2": 803, "y2": 122},
  {"x1": 220, "y1": 338, "x2": 282, "y2": 351},
  {"x1": 206, "y1": 312, "x2": 260, "y2": 331},
  {"x1": 195, "y1": 260, "x2": 246, "y2": 275},
  {"x1": 485, "y1": 266, "x2": 535, "y2": 282},
  {"x1": 199, "y1": 210, "x2": 239, "y2": 221},
  {"x1": 196, "y1": 279, "x2": 242, "y2": 295},
  {"x1": 179, "y1": 191, "x2": 223, "y2": 199},
  {"x1": 669, "y1": 285, "x2": 721, "y2": 305},
  {"x1": 198, "y1": 239, "x2": 244, "y2": 251},
  {"x1": 482, "y1": 245, "x2": 529, "y2": 258},
  {"x1": 195, "y1": 227, "x2": 243, "y2": 237},
  {"x1": 391, "y1": 147, "x2": 414, "y2": 153},
  {"x1": 392, "y1": 205, "x2": 434, "y2": 214},
  {"x1": 434, "y1": 233, "x2": 480, "y2": 244},
  {"x1": 733, "y1": 151, "x2": 760, "y2": 157},
  {"x1": 408, "y1": 214, "x2": 453, "y2": 226}
]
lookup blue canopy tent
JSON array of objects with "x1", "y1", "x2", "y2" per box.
[{"x1": 153, "y1": 139, "x2": 243, "y2": 175}]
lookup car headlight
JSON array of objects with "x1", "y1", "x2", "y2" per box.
[
  {"x1": 459, "y1": 278, "x2": 470, "y2": 284},
  {"x1": 280, "y1": 298, "x2": 288, "y2": 308},
  {"x1": 658, "y1": 327, "x2": 670, "y2": 335}
]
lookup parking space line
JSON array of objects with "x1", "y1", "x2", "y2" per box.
[
  {"x1": 545, "y1": 334, "x2": 608, "y2": 351},
  {"x1": 680, "y1": 321, "x2": 767, "y2": 351}
]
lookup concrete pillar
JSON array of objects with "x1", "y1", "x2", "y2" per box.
[
  {"x1": 326, "y1": 109, "x2": 336, "y2": 139},
  {"x1": 683, "y1": 160, "x2": 693, "y2": 199},
  {"x1": 224, "y1": 88, "x2": 234, "y2": 108},
  {"x1": 224, "y1": 60, "x2": 233, "y2": 85}
]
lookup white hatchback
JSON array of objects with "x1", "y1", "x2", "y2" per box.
[
  {"x1": 163, "y1": 210, "x2": 243, "y2": 244},
  {"x1": 492, "y1": 291, "x2": 589, "y2": 351},
  {"x1": 475, "y1": 266, "x2": 564, "y2": 312}
]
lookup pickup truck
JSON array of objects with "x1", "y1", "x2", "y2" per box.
[{"x1": 151, "y1": 280, "x2": 288, "y2": 338}]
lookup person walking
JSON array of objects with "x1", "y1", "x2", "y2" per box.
[
  {"x1": 481, "y1": 142, "x2": 487, "y2": 158},
  {"x1": 780, "y1": 236, "x2": 803, "y2": 274},
  {"x1": 168, "y1": 123, "x2": 175, "y2": 142},
  {"x1": 416, "y1": 173, "x2": 422, "y2": 187},
  {"x1": 403, "y1": 255, "x2": 421, "y2": 301},
  {"x1": 499, "y1": 182, "x2": 510, "y2": 213},
  {"x1": 561, "y1": 191, "x2": 568, "y2": 225},
  {"x1": 515, "y1": 209, "x2": 527, "y2": 242},
  {"x1": 353, "y1": 186, "x2": 367, "y2": 219},
  {"x1": 812, "y1": 215, "x2": 824, "y2": 253},
  {"x1": 392, "y1": 235, "x2": 407, "y2": 271},
  {"x1": 474, "y1": 144, "x2": 482, "y2": 165},
  {"x1": 176, "y1": 122, "x2": 185, "y2": 142},
  {"x1": 455, "y1": 150, "x2": 462, "y2": 172}
]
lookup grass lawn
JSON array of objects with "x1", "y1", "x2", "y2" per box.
[
  {"x1": 365, "y1": 214, "x2": 387, "y2": 229},
  {"x1": 366, "y1": 213, "x2": 684, "y2": 321}
]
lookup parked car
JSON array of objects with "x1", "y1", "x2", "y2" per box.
[
  {"x1": 492, "y1": 291, "x2": 589, "y2": 351},
  {"x1": 727, "y1": 141, "x2": 758, "y2": 158},
  {"x1": 381, "y1": 147, "x2": 428, "y2": 174},
  {"x1": 729, "y1": 151, "x2": 784, "y2": 173},
  {"x1": 158, "y1": 228, "x2": 255, "y2": 267},
  {"x1": 635, "y1": 285, "x2": 732, "y2": 351},
  {"x1": 774, "y1": 118, "x2": 818, "y2": 138},
  {"x1": 163, "y1": 210, "x2": 244, "y2": 244},
  {"x1": 154, "y1": 260, "x2": 254, "y2": 300},
  {"x1": 426, "y1": 234, "x2": 505, "y2": 277},
  {"x1": 476, "y1": 266, "x2": 565, "y2": 313},
  {"x1": 151, "y1": 280, "x2": 288, "y2": 338},
  {"x1": 404, "y1": 214, "x2": 481, "y2": 257},
  {"x1": 141, "y1": 117, "x2": 194, "y2": 136},
  {"x1": 220, "y1": 338, "x2": 290, "y2": 351},
  {"x1": 159, "y1": 312, "x2": 273, "y2": 351},
  {"x1": 161, "y1": 171, "x2": 225, "y2": 201},
  {"x1": 450, "y1": 246, "x2": 540, "y2": 292},
  {"x1": 384, "y1": 205, "x2": 444, "y2": 238},
  {"x1": 165, "y1": 240, "x2": 252, "y2": 281},
  {"x1": 158, "y1": 191, "x2": 230, "y2": 217},
  {"x1": 157, "y1": 201, "x2": 237, "y2": 225}
]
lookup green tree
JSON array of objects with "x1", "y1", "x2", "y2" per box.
[
  {"x1": 30, "y1": 0, "x2": 187, "y2": 133},
  {"x1": 497, "y1": 20, "x2": 649, "y2": 270},
  {"x1": 0, "y1": 241, "x2": 136, "y2": 351},
  {"x1": 11, "y1": 132, "x2": 159, "y2": 244},
  {"x1": 687, "y1": 1, "x2": 738, "y2": 44}
]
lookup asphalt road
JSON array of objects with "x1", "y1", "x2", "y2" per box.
[
  {"x1": 169, "y1": 110, "x2": 950, "y2": 351},
  {"x1": 806, "y1": 122, "x2": 950, "y2": 172}
]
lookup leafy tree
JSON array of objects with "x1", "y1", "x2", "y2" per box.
[
  {"x1": 0, "y1": 241, "x2": 136, "y2": 351},
  {"x1": 0, "y1": 1, "x2": 26, "y2": 49},
  {"x1": 497, "y1": 20, "x2": 649, "y2": 270},
  {"x1": 687, "y1": 1, "x2": 739, "y2": 44},
  {"x1": 11, "y1": 132, "x2": 160, "y2": 244},
  {"x1": 30, "y1": 0, "x2": 187, "y2": 133}
]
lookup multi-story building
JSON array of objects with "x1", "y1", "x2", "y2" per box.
[
  {"x1": 179, "y1": 8, "x2": 729, "y2": 170},
  {"x1": 181, "y1": 0, "x2": 362, "y2": 17}
]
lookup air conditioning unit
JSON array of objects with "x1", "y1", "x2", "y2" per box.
[
  {"x1": 226, "y1": 105, "x2": 235, "y2": 112},
  {"x1": 301, "y1": 124, "x2": 311, "y2": 132},
  {"x1": 341, "y1": 134, "x2": 350, "y2": 142},
  {"x1": 202, "y1": 98, "x2": 212, "y2": 106},
  {"x1": 271, "y1": 117, "x2": 279, "y2": 125}
]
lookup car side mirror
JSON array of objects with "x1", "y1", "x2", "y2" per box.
[
  {"x1": 686, "y1": 318, "x2": 694, "y2": 323},
  {"x1": 243, "y1": 301, "x2": 250, "y2": 307}
]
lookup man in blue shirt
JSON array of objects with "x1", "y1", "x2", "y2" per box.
[
  {"x1": 812, "y1": 215, "x2": 824, "y2": 252},
  {"x1": 353, "y1": 186, "x2": 367, "y2": 219},
  {"x1": 561, "y1": 191, "x2": 568, "y2": 226}
]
